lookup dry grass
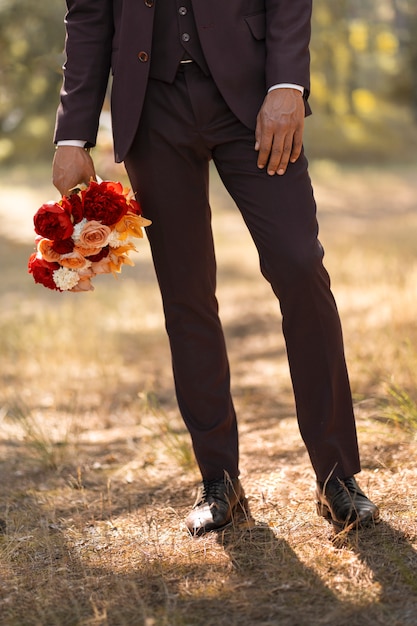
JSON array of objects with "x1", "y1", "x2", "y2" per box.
[{"x1": 0, "y1": 161, "x2": 417, "y2": 625}]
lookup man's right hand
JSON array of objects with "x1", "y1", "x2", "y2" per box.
[{"x1": 52, "y1": 146, "x2": 97, "y2": 196}]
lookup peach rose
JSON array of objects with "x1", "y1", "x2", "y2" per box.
[
  {"x1": 59, "y1": 250, "x2": 90, "y2": 270},
  {"x1": 77, "y1": 220, "x2": 111, "y2": 248},
  {"x1": 70, "y1": 277, "x2": 94, "y2": 292},
  {"x1": 90, "y1": 257, "x2": 112, "y2": 275},
  {"x1": 37, "y1": 238, "x2": 61, "y2": 263},
  {"x1": 77, "y1": 266, "x2": 95, "y2": 279}
]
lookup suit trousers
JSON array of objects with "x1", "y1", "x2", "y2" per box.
[{"x1": 124, "y1": 63, "x2": 361, "y2": 483}]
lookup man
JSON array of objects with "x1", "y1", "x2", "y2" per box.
[{"x1": 53, "y1": 0, "x2": 379, "y2": 535}]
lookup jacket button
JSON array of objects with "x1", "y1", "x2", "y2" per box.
[
  {"x1": 144, "y1": 0, "x2": 154, "y2": 6},
  {"x1": 138, "y1": 51, "x2": 149, "y2": 62}
]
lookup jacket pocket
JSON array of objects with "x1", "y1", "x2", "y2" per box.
[{"x1": 244, "y1": 12, "x2": 266, "y2": 41}]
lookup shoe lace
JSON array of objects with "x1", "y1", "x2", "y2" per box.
[
  {"x1": 326, "y1": 477, "x2": 366, "y2": 519},
  {"x1": 332, "y1": 479, "x2": 356, "y2": 508},
  {"x1": 201, "y1": 478, "x2": 228, "y2": 502}
]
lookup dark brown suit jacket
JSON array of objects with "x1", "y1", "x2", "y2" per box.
[{"x1": 55, "y1": 0, "x2": 312, "y2": 162}]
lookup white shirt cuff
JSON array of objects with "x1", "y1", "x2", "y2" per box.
[
  {"x1": 56, "y1": 140, "x2": 88, "y2": 148},
  {"x1": 268, "y1": 83, "x2": 304, "y2": 95}
]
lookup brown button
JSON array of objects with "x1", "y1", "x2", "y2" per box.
[
  {"x1": 144, "y1": 0, "x2": 154, "y2": 6},
  {"x1": 138, "y1": 51, "x2": 149, "y2": 62}
]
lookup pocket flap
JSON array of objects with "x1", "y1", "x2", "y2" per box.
[{"x1": 244, "y1": 13, "x2": 266, "y2": 40}]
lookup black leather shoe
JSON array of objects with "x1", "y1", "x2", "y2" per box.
[
  {"x1": 316, "y1": 476, "x2": 380, "y2": 530},
  {"x1": 185, "y1": 476, "x2": 252, "y2": 536}
]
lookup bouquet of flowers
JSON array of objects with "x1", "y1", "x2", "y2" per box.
[{"x1": 28, "y1": 180, "x2": 151, "y2": 292}]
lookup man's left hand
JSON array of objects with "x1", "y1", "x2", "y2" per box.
[{"x1": 255, "y1": 88, "x2": 305, "y2": 176}]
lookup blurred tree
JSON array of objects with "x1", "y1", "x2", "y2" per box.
[
  {"x1": 307, "y1": 0, "x2": 417, "y2": 160},
  {"x1": 0, "y1": 0, "x2": 415, "y2": 164},
  {"x1": 0, "y1": 0, "x2": 64, "y2": 162},
  {"x1": 389, "y1": 0, "x2": 417, "y2": 120},
  {"x1": 310, "y1": 1, "x2": 355, "y2": 117}
]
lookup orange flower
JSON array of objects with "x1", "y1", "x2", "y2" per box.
[
  {"x1": 60, "y1": 250, "x2": 90, "y2": 270},
  {"x1": 111, "y1": 243, "x2": 137, "y2": 257},
  {"x1": 114, "y1": 211, "x2": 152, "y2": 240},
  {"x1": 107, "y1": 245, "x2": 136, "y2": 275},
  {"x1": 37, "y1": 238, "x2": 61, "y2": 263},
  {"x1": 74, "y1": 244, "x2": 102, "y2": 257}
]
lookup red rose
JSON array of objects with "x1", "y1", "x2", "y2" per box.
[
  {"x1": 34, "y1": 202, "x2": 74, "y2": 241},
  {"x1": 52, "y1": 238, "x2": 75, "y2": 254},
  {"x1": 28, "y1": 253, "x2": 61, "y2": 291},
  {"x1": 82, "y1": 180, "x2": 129, "y2": 226},
  {"x1": 128, "y1": 198, "x2": 143, "y2": 215},
  {"x1": 61, "y1": 193, "x2": 84, "y2": 224}
]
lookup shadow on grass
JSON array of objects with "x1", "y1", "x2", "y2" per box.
[
  {"x1": 342, "y1": 521, "x2": 417, "y2": 623},
  {"x1": 217, "y1": 522, "x2": 417, "y2": 626},
  {"x1": 3, "y1": 503, "x2": 417, "y2": 626}
]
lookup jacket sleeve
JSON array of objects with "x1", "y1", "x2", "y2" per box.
[
  {"x1": 54, "y1": 0, "x2": 114, "y2": 146},
  {"x1": 265, "y1": 0, "x2": 312, "y2": 98}
]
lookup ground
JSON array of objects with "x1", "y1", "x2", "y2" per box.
[{"x1": 0, "y1": 161, "x2": 416, "y2": 625}]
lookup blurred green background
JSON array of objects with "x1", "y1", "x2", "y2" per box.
[{"x1": 0, "y1": 0, "x2": 416, "y2": 165}]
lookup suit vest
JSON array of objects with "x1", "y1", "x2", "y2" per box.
[{"x1": 149, "y1": 0, "x2": 209, "y2": 81}]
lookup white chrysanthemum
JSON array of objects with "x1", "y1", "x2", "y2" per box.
[
  {"x1": 72, "y1": 218, "x2": 88, "y2": 242},
  {"x1": 53, "y1": 267, "x2": 80, "y2": 291},
  {"x1": 107, "y1": 231, "x2": 133, "y2": 248}
]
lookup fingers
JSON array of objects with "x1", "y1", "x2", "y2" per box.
[
  {"x1": 255, "y1": 89, "x2": 305, "y2": 176},
  {"x1": 290, "y1": 125, "x2": 304, "y2": 163},
  {"x1": 267, "y1": 123, "x2": 303, "y2": 175},
  {"x1": 52, "y1": 146, "x2": 96, "y2": 196},
  {"x1": 256, "y1": 128, "x2": 294, "y2": 176}
]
